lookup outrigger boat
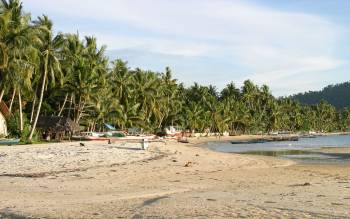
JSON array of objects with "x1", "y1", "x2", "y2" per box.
[
  {"x1": 72, "y1": 132, "x2": 109, "y2": 141},
  {"x1": 0, "y1": 138, "x2": 20, "y2": 145},
  {"x1": 107, "y1": 131, "x2": 156, "y2": 142},
  {"x1": 72, "y1": 131, "x2": 156, "y2": 142},
  {"x1": 164, "y1": 126, "x2": 182, "y2": 137}
]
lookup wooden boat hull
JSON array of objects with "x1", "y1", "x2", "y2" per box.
[
  {"x1": 231, "y1": 140, "x2": 267, "y2": 144},
  {"x1": 71, "y1": 136, "x2": 109, "y2": 141},
  {"x1": 0, "y1": 139, "x2": 20, "y2": 145}
]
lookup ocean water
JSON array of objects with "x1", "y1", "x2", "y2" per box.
[{"x1": 203, "y1": 135, "x2": 350, "y2": 164}]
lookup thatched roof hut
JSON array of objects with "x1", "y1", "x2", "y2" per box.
[{"x1": 36, "y1": 116, "x2": 79, "y2": 133}]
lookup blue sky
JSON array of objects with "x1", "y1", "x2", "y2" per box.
[{"x1": 22, "y1": 0, "x2": 350, "y2": 96}]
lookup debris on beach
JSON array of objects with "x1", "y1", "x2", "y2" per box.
[
  {"x1": 289, "y1": 182, "x2": 311, "y2": 187},
  {"x1": 184, "y1": 161, "x2": 193, "y2": 167}
]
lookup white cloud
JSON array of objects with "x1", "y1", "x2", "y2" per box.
[
  {"x1": 80, "y1": 33, "x2": 215, "y2": 57},
  {"x1": 23, "y1": 0, "x2": 345, "y2": 95},
  {"x1": 242, "y1": 56, "x2": 344, "y2": 83}
]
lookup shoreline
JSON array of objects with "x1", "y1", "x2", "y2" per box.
[{"x1": 0, "y1": 136, "x2": 349, "y2": 218}]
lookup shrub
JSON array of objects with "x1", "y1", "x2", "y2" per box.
[
  {"x1": 7, "y1": 114, "x2": 21, "y2": 138},
  {"x1": 6, "y1": 113, "x2": 39, "y2": 143}
]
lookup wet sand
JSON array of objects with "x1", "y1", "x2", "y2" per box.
[
  {"x1": 0, "y1": 136, "x2": 349, "y2": 218},
  {"x1": 317, "y1": 147, "x2": 350, "y2": 154}
]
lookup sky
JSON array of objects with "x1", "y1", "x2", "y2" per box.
[{"x1": 22, "y1": 0, "x2": 350, "y2": 96}]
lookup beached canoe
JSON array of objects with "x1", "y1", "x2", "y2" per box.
[
  {"x1": 231, "y1": 136, "x2": 299, "y2": 144},
  {"x1": 300, "y1": 135, "x2": 316, "y2": 138},
  {"x1": 0, "y1": 139, "x2": 20, "y2": 145},
  {"x1": 231, "y1": 139, "x2": 267, "y2": 144},
  {"x1": 72, "y1": 132, "x2": 110, "y2": 141}
]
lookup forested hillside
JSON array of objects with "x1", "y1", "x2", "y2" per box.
[{"x1": 292, "y1": 82, "x2": 350, "y2": 109}]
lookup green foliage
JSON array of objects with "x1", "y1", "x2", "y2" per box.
[
  {"x1": 20, "y1": 124, "x2": 39, "y2": 144},
  {"x1": 0, "y1": 0, "x2": 349, "y2": 140},
  {"x1": 6, "y1": 112, "x2": 38, "y2": 142},
  {"x1": 6, "y1": 114, "x2": 21, "y2": 138}
]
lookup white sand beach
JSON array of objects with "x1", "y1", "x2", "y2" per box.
[{"x1": 0, "y1": 136, "x2": 349, "y2": 218}]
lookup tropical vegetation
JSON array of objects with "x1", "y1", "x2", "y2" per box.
[{"x1": 1, "y1": 0, "x2": 350, "y2": 142}]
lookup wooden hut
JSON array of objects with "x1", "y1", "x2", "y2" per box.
[
  {"x1": 36, "y1": 116, "x2": 79, "y2": 141},
  {"x1": 0, "y1": 101, "x2": 9, "y2": 137}
]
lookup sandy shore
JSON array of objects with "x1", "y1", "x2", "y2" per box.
[{"x1": 0, "y1": 136, "x2": 349, "y2": 218}]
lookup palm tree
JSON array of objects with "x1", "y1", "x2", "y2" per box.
[
  {"x1": 0, "y1": 0, "x2": 13, "y2": 102},
  {"x1": 54, "y1": 33, "x2": 84, "y2": 119},
  {"x1": 64, "y1": 36, "x2": 107, "y2": 124},
  {"x1": 0, "y1": 0, "x2": 347, "y2": 140},
  {"x1": 29, "y1": 15, "x2": 64, "y2": 141},
  {"x1": 220, "y1": 82, "x2": 240, "y2": 100},
  {"x1": 0, "y1": 0, "x2": 39, "y2": 133},
  {"x1": 0, "y1": 9, "x2": 9, "y2": 74},
  {"x1": 109, "y1": 59, "x2": 132, "y2": 105}
]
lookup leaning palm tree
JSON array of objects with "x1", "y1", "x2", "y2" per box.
[{"x1": 28, "y1": 15, "x2": 64, "y2": 141}]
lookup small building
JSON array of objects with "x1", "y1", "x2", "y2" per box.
[
  {"x1": 0, "y1": 101, "x2": 9, "y2": 137},
  {"x1": 36, "y1": 116, "x2": 79, "y2": 141}
]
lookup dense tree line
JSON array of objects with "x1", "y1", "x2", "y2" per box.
[
  {"x1": 1, "y1": 0, "x2": 350, "y2": 141},
  {"x1": 292, "y1": 82, "x2": 350, "y2": 109}
]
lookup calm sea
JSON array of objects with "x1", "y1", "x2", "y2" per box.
[{"x1": 203, "y1": 135, "x2": 350, "y2": 164}]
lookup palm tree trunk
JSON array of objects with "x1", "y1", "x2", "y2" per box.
[
  {"x1": 18, "y1": 89, "x2": 23, "y2": 132},
  {"x1": 76, "y1": 105, "x2": 84, "y2": 124},
  {"x1": 67, "y1": 93, "x2": 73, "y2": 119},
  {"x1": 74, "y1": 96, "x2": 81, "y2": 123},
  {"x1": 9, "y1": 89, "x2": 16, "y2": 113},
  {"x1": 30, "y1": 95, "x2": 36, "y2": 124},
  {"x1": 92, "y1": 121, "x2": 96, "y2": 132},
  {"x1": 57, "y1": 93, "x2": 68, "y2": 116},
  {"x1": 29, "y1": 54, "x2": 48, "y2": 141},
  {"x1": 30, "y1": 86, "x2": 38, "y2": 124},
  {"x1": 75, "y1": 100, "x2": 85, "y2": 124},
  {"x1": 0, "y1": 89, "x2": 4, "y2": 103}
]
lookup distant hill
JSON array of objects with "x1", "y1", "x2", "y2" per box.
[{"x1": 291, "y1": 81, "x2": 350, "y2": 109}]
